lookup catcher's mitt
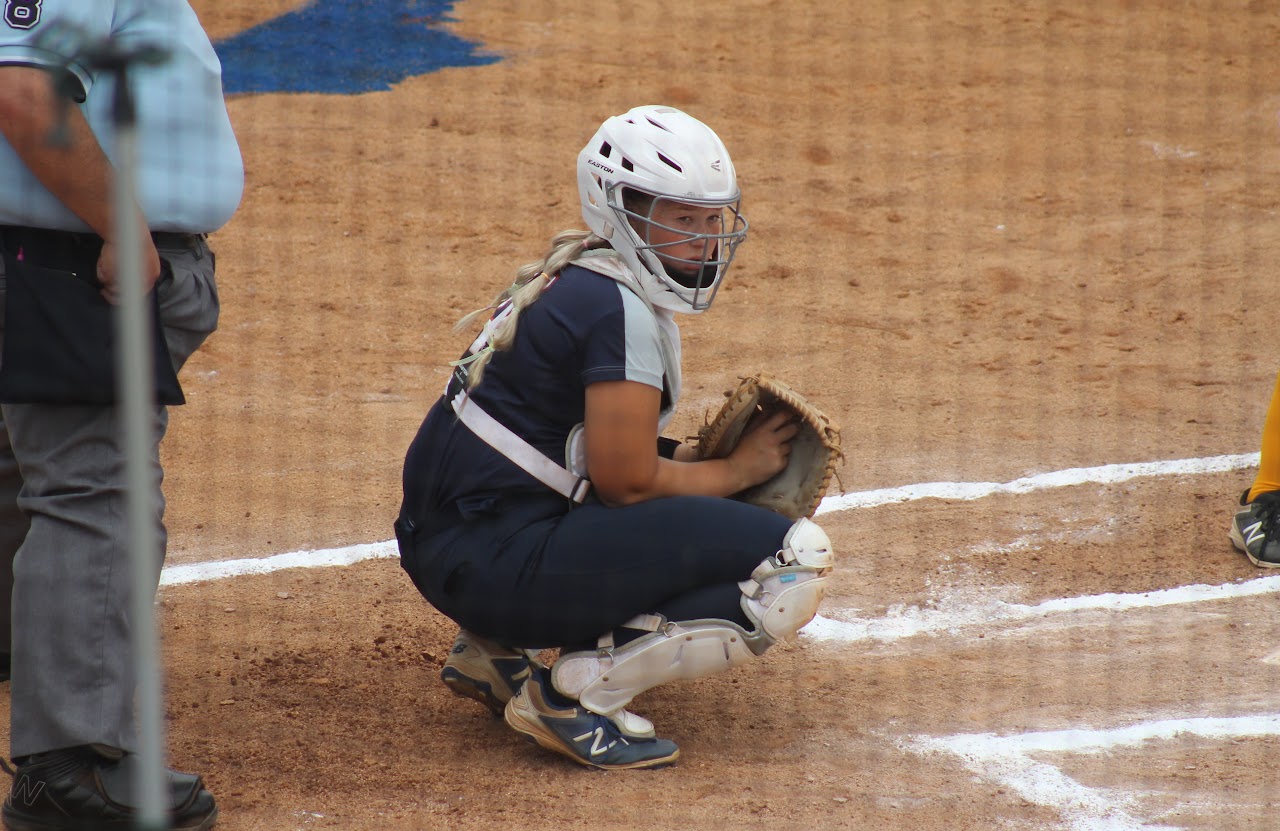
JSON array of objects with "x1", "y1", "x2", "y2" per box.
[{"x1": 696, "y1": 374, "x2": 842, "y2": 520}]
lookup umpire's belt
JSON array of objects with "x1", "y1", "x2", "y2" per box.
[{"x1": 0, "y1": 225, "x2": 204, "y2": 271}]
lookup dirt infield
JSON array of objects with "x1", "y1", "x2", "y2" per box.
[{"x1": 5, "y1": 1, "x2": 1279, "y2": 829}]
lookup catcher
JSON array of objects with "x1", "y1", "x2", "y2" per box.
[{"x1": 395, "y1": 105, "x2": 838, "y2": 770}]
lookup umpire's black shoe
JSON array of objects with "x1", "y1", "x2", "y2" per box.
[
  {"x1": 1, "y1": 746, "x2": 218, "y2": 831},
  {"x1": 0, "y1": 652, "x2": 8, "y2": 683}
]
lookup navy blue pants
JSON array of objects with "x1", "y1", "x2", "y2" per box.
[{"x1": 398, "y1": 493, "x2": 793, "y2": 650}]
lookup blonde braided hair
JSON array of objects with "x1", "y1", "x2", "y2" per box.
[{"x1": 454, "y1": 229, "x2": 607, "y2": 389}]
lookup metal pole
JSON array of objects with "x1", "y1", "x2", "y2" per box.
[
  {"x1": 36, "y1": 19, "x2": 173, "y2": 828},
  {"x1": 108, "y1": 60, "x2": 167, "y2": 831}
]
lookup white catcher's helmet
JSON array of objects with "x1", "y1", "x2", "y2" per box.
[{"x1": 577, "y1": 105, "x2": 748, "y2": 313}]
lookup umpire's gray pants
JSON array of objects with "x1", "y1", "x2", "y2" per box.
[{"x1": 0, "y1": 237, "x2": 219, "y2": 758}]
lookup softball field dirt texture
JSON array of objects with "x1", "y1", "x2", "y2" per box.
[{"x1": 5, "y1": 1, "x2": 1279, "y2": 829}]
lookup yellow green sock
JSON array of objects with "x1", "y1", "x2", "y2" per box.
[{"x1": 1248, "y1": 370, "x2": 1280, "y2": 502}]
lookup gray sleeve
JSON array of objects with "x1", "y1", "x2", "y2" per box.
[
  {"x1": 580, "y1": 282, "x2": 666, "y2": 390},
  {"x1": 619, "y1": 286, "x2": 666, "y2": 390}
]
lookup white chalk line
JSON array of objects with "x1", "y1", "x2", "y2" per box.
[
  {"x1": 160, "y1": 540, "x2": 398, "y2": 587},
  {"x1": 161, "y1": 451, "x2": 1258, "y2": 587},
  {"x1": 814, "y1": 452, "x2": 1259, "y2": 514},
  {"x1": 907, "y1": 714, "x2": 1280, "y2": 831},
  {"x1": 802, "y1": 574, "x2": 1280, "y2": 645}
]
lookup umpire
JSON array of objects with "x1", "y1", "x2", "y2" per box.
[{"x1": 0, "y1": 2, "x2": 242, "y2": 829}]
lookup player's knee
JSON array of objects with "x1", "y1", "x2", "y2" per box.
[{"x1": 739, "y1": 517, "x2": 834, "y2": 647}]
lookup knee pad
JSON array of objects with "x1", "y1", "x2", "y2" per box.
[
  {"x1": 738, "y1": 517, "x2": 834, "y2": 646},
  {"x1": 551, "y1": 518, "x2": 835, "y2": 718}
]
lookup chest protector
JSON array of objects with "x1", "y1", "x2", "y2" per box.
[{"x1": 446, "y1": 252, "x2": 682, "y2": 503}]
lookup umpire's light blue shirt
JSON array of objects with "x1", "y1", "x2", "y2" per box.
[{"x1": 0, "y1": 0, "x2": 243, "y2": 232}]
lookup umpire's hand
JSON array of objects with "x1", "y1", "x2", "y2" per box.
[{"x1": 97, "y1": 233, "x2": 162, "y2": 303}]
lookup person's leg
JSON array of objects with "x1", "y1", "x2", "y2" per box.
[
  {"x1": 491, "y1": 497, "x2": 831, "y2": 770},
  {"x1": 7, "y1": 238, "x2": 217, "y2": 758},
  {"x1": 549, "y1": 512, "x2": 833, "y2": 716},
  {"x1": 435, "y1": 495, "x2": 794, "y2": 648},
  {"x1": 0, "y1": 249, "x2": 25, "y2": 682},
  {"x1": 1231, "y1": 370, "x2": 1280, "y2": 567},
  {"x1": 0, "y1": 419, "x2": 27, "y2": 683},
  {"x1": 2, "y1": 238, "x2": 221, "y2": 829},
  {"x1": 5, "y1": 402, "x2": 165, "y2": 756},
  {"x1": 1248, "y1": 370, "x2": 1280, "y2": 501},
  {"x1": 0, "y1": 236, "x2": 152, "y2": 754}
]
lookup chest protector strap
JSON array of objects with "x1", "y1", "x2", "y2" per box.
[
  {"x1": 446, "y1": 297, "x2": 592, "y2": 503},
  {"x1": 445, "y1": 255, "x2": 679, "y2": 504}
]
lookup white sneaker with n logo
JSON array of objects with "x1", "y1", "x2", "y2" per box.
[{"x1": 504, "y1": 668, "x2": 678, "y2": 770}]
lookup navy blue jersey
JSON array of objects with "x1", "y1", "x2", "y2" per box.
[{"x1": 402, "y1": 264, "x2": 671, "y2": 520}]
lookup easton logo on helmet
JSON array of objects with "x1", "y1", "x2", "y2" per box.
[{"x1": 588, "y1": 158, "x2": 614, "y2": 174}]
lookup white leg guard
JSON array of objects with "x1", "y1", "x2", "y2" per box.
[
  {"x1": 552, "y1": 517, "x2": 834, "y2": 718},
  {"x1": 738, "y1": 517, "x2": 834, "y2": 645},
  {"x1": 553, "y1": 618, "x2": 759, "y2": 717}
]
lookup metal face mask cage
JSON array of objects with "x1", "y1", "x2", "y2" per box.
[{"x1": 606, "y1": 183, "x2": 749, "y2": 311}]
